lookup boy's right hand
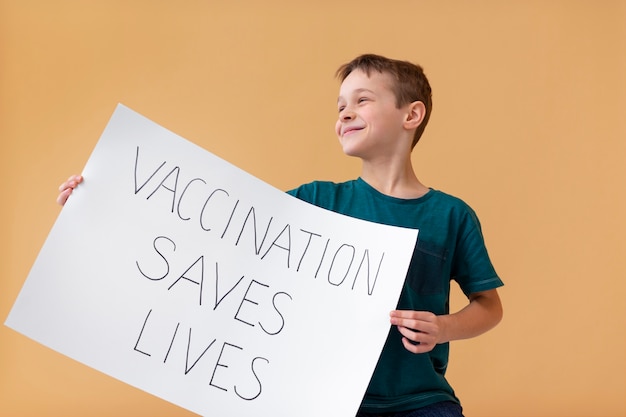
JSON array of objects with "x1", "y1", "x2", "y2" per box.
[{"x1": 56, "y1": 174, "x2": 83, "y2": 206}]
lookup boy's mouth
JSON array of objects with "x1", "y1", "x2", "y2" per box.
[{"x1": 342, "y1": 126, "x2": 364, "y2": 136}]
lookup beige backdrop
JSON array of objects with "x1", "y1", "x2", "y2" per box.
[{"x1": 1, "y1": 1, "x2": 625, "y2": 416}]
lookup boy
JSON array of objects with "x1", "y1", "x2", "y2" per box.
[{"x1": 58, "y1": 54, "x2": 503, "y2": 417}]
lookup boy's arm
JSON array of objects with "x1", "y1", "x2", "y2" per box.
[{"x1": 390, "y1": 288, "x2": 503, "y2": 354}]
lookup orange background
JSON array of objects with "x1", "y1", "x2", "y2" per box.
[{"x1": 1, "y1": 1, "x2": 625, "y2": 416}]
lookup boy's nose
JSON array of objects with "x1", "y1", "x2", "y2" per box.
[{"x1": 340, "y1": 109, "x2": 355, "y2": 121}]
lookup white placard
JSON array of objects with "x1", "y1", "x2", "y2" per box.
[{"x1": 5, "y1": 104, "x2": 418, "y2": 417}]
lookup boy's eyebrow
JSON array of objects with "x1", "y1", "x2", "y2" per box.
[{"x1": 337, "y1": 88, "x2": 376, "y2": 103}]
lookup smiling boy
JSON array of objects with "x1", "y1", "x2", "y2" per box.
[{"x1": 288, "y1": 54, "x2": 504, "y2": 417}]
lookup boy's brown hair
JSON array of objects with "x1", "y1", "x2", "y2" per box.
[{"x1": 336, "y1": 54, "x2": 433, "y2": 148}]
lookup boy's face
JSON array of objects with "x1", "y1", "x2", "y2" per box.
[{"x1": 335, "y1": 69, "x2": 411, "y2": 160}]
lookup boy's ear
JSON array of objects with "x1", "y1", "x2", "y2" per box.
[{"x1": 404, "y1": 101, "x2": 426, "y2": 130}]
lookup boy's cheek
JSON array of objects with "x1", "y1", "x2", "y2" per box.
[{"x1": 334, "y1": 121, "x2": 342, "y2": 137}]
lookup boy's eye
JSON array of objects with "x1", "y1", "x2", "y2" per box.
[
  {"x1": 358, "y1": 97, "x2": 369, "y2": 103},
  {"x1": 338, "y1": 106, "x2": 345, "y2": 113}
]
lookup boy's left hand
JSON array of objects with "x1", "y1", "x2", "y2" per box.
[{"x1": 389, "y1": 310, "x2": 445, "y2": 354}]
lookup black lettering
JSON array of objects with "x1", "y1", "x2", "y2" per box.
[
  {"x1": 213, "y1": 262, "x2": 245, "y2": 310},
  {"x1": 351, "y1": 250, "x2": 386, "y2": 296},
  {"x1": 234, "y1": 280, "x2": 269, "y2": 327},
  {"x1": 235, "y1": 207, "x2": 273, "y2": 255},
  {"x1": 296, "y1": 229, "x2": 321, "y2": 272},
  {"x1": 327, "y1": 244, "x2": 355, "y2": 287},
  {"x1": 199, "y1": 188, "x2": 230, "y2": 232},
  {"x1": 185, "y1": 328, "x2": 217, "y2": 375},
  {"x1": 168, "y1": 255, "x2": 205, "y2": 306},
  {"x1": 259, "y1": 292, "x2": 293, "y2": 336},
  {"x1": 163, "y1": 322, "x2": 181, "y2": 363},
  {"x1": 136, "y1": 236, "x2": 176, "y2": 281},
  {"x1": 133, "y1": 146, "x2": 166, "y2": 195},
  {"x1": 146, "y1": 166, "x2": 181, "y2": 213},
  {"x1": 314, "y1": 238, "x2": 331, "y2": 278},
  {"x1": 260, "y1": 224, "x2": 292, "y2": 267},
  {"x1": 177, "y1": 177, "x2": 207, "y2": 221},
  {"x1": 220, "y1": 199, "x2": 240, "y2": 239},
  {"x1": 133, "y1": 309, "x2": 154, "y2": 356},
  {"x1": 210, "y1": 342, "x2": 243, "y2": 391},
  {"x1": 234, "y1": 356, "x2": 270, "y2": 401}
]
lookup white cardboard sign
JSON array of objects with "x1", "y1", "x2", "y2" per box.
[{"x1": 5, "y1": 104, "x2": 418, "y2": 417}]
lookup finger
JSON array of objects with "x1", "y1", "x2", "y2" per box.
[
  {"x1": 58, "y1": 175, "x2": 83, "y2": 192},
  {"x1": 390, "y1": 310, "x2": 435, "y2": 321},
  {"x1": 391, "y1": 317, "x2": 437, "y2": 334},
  {"x1": 396, "y1": 326, "x2": 438, "y2": 354},
  {"x1": 396, "y1": 325, "x2": 418, "y2": 341},
  {"x1": 58, "y1": 181, "x2": 73, "y2": 192},
  {"x1": 396, "y1": 325, "x2": 437, "y2": 345},
  {"x1": 56, "y1": 188, "x2": 72, "y2": 206},
  {"x1": 400, "y1": 336, "x2": 435, "y2": 354}
]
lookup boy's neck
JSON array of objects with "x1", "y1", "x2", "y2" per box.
[{"x1": 360, "y1": 160, "x2": 429, "y2": 199}]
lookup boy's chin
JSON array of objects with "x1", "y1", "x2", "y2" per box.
[
  {"x1": 339, "y1": 145, "x2": 360, "y2": 158},
  {"x1": 339, "y1": 139, "x2": 363, "y2": 158},
  {"x1": 340, "y1": 141, "x2": 373, "y2": 158}
]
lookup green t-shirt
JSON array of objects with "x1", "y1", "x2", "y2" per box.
[{"x1": 288, "y1": 178, "x2": 503, "y2": 413}]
